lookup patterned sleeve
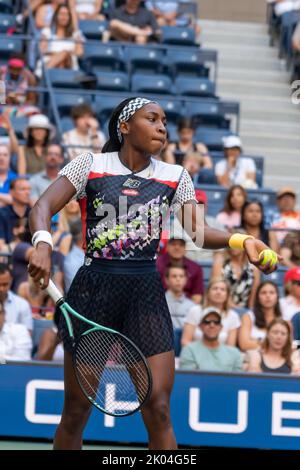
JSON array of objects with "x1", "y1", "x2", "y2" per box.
[
  {"x1": 171, "y1": 168, "x2": 197, "y2": 213},
  {"x1": 58, "y1": 152, "x2": 93, "y2": 200}
]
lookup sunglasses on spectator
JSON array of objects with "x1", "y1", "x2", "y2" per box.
[{"x1": 202, "y1": 319, "x2": 221, "y2": 326}]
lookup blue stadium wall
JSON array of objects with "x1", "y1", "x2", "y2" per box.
[{"x1": 1, "y1": 362, "x2": 300, "y2": 449}]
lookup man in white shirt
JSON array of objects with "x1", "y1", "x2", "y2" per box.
[
  {"x1": 0, "y1": 264, "x2": 33, "y2": 332},
  {"x1": 165, "y1": 265, "x2": 195, "y2": 329},
  {"x1": 215, "y1": 136, "x2": 257, "y2": 189},
  {"x1": 0, "y1": 299, "x2": 32, "y2": 361}
]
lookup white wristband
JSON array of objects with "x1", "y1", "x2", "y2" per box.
[{"x1": 32, "y1": 230, "x2": 53, "y2": 250}]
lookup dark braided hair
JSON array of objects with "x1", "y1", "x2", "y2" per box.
[{"x1": 102, "y1": 97, "x2": 139, "y2": 153}]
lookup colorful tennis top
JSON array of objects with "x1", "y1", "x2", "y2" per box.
[{"x1": 59, "y1": 151, "x2": 197, "y2": 261}]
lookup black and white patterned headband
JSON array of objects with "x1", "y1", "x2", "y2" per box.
[{"x1": 117, "y1": 97, "x2": 157, "y2": 142}]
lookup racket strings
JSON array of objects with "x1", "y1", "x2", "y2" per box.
[{"x1": 75, "y1": 329, "x2": 151, "y2": 416}]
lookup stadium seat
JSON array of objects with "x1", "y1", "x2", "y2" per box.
[
  {"x1": 0, "y1": 0, "x2": 13, "y2": 14},
  {"x1": 94, "y1": 94, "x2": 126, "y2": 124},
  {"x1": 55, "y1": 93, "x2": 93, "y2": 117},
  {"x1": 247, "y1": 188, "x2": 277, "y2": 208},
  {"x1": 9, "y1": 116, "x2": 28, "y2": 140},
  {"x1": 0, "y1": 13, "x2": 15, "y2": 33},
  {"x1": 0, "y1": 38, "x2": 23, "y2": 65},
  {"x1": 48, "y1": 68, "x2": 88, "y2": 88},
  {"x1": 174, "y1": 328, "x2": 183, "y2": 357},
  {"x1": 292, "y1": 312, "x2": 300, "y2": 341},
  {"x1": 195, "y1": 127, "x2": 233, "y2": 151},
  {"x1": 185, "y1": 100, "x2": 229, "y2": 129},
  {"x1": 278, "y1": 10, "x2": 300, "y2": 60},
  {"x1": 156, "y1": 98, "x2": 184, "y2": 124},
  {"x1": 165, "y1": 49, "x2": 209, "y2": 78},
  {"x1": 126, "y1": 46, "x2": 164, "y2": 74},
  {"x1": 175, "y1": 77, "x2": 216, "y2": 98},
  {"x1": 60, "y1": 116, "x2": 74, "y2": 133},
  {"x1": 79, "y1": 19, "x2": 108, "y2": 40},
  {"x1": 95, "y1": 71, "x2": 129, "y2": 92},
  {"x1": 193, "y1": 184, "x2": 225, "y2": 217},
  {"x1": 82, "y1": 43, "x2": 126, "y2": 73},
  {"x1": 131, "y1": 73, "x2": 173, "y2": 95},
  {"x1": 161, "y1": 26, "x2": 196, "y2": 46},
  {"x1": 199, "y1": 260, "x2": 213, "y2": 286}
]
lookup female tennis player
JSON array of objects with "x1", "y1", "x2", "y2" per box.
[{"x1": 28, "y1": 97, "x2": 279, "y2": 450}]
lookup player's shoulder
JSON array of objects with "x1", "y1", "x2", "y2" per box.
[{"x1": 152, "y1": 159, "x2": 185, "y2": 181}]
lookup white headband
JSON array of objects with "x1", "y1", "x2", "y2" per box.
[{"x1": 117, "y1": 97, "x2": 157, "y2": 142}]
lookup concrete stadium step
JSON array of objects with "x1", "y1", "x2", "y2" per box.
[
  {"x1": 240, "y1": 119, "x2": 300, "y2": 134},
  {"x1": 200, "y1": 20, "x2": 268, "y2": 34},
  {"x1": 241, "y1": 132, "x2": 300, "y2": 150},
  {"x1": 218, "y1": 67, "x2": 290, "y2": 84},
  {"x1": 202, "y1": 31, "x2": 270, "y2": 47},
  {"x1": 217, "y1": 78, "x2": 292, "y2": 98},
  {"x1": 218, "y1": 56, "x2": 286, "y2": 72},
  {"x1": 205, "y1": 43, "x2": 279, "y2": 59}
]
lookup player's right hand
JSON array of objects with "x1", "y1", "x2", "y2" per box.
[{"x1": 28, "y1": 243, "x2": 52, "y2": 288}]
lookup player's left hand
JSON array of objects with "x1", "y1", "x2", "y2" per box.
[{"x1": 243, "y1": 238, "x2": 283, "y2": 275}]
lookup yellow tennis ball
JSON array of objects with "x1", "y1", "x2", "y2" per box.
[{"x1": 259, "y1": 249, "x2": 278, "y2": 267}]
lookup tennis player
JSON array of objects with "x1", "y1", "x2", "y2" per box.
[{"x1": 28, "y1": 97, "x2": 279, "y2": 450}]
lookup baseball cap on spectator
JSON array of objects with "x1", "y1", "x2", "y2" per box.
[
  {"x1": 24, "y1": 114, "x2": 56, "y2": 140},
  {"x1": 199, "y1": 307, "x2": 222, "y2": 324},
  {"x1": 168, "y1": 237, "x2": 186, "y2": 245},
  {"x1": 276, "y1": 187, "x2": 296, "y2": 199},
  {"x1": 223, "y1": 135, "x2": 242, "y2": 149},
  {"x1": 195, "y1": 189, "x2": 207, "y2": 205},
  {"x1": 8, "y1": 58, "x2": 25, "y2": 68},
  {"x1": 284, "y1": 267, "x2": 300, "y2": 284}
]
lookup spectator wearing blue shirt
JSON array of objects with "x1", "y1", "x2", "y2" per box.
[
  {"x1": 0, "y1": 144, "x2": 17, "y2": 207},
  {"x1": 0, "y1": 177, "x2": 31, "y2": 251},
  {"x1": 64, "y1": 218, "x2": 84, "y2": 292}
]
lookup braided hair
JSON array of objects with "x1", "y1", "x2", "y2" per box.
[{"x1": 102, "y1": 97, "x2": 139, "y2": 153}]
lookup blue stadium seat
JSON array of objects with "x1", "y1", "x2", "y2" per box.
[
  {"x1": 94, "y1": 94, "x2": 125, "y2": 124},
  {"x1": 79, "y1": 19, "x2": 108, "y2": 40},
  {"x1": 292, "y1": 312, "x2": 300, "y2": 341},
  {"x1": 165, "y1": 49, "x2": 209, "y2": 78},
  {"x1": 95, "y1": 71, "x2": 129, "y2": 91},
  {"x1": 131, "y1": 73, "x2": 173, "y2": 95},
  {"x1": 32, "y1": 318, "x2": 54, "y2": 356},
  {"x1": 48, "y1": 68, "x2": 88, "y2": 88},
  {"x1": 279, "y1": 10, "x2": 300, "y2": 59},
  {"x1": 126, "y1": 46, "x2": 164, "y2": 74},
  {"x1": 82, "y1": 43, "x2": 126, "y2": 73},
  {"x1": 156, "y1": 98, "x2": 183, "y2": 124},
  {"x1": 10, "y1": 116, "x2": 28, "y2": 139},
  {"x1": 247, "y1": 188, "x2": 277, "y2": 209},
  {"x1": 199, "y1": 260, "x2": 213, "y2": 286},
  {"x1": 185, "y1": 100, "x2": 229, "y2": 129},
  {"x1": 161, "y1": 26, "x2": 196, "y2": 46},
  {"x1": 0, "y1": 0, "x2": 13, "y2": 14},
  {"x1": 0, "y1": 13, "x2": 15, "y2": 33},
  {"x1": 60, "y1": 116, "x2": 74, "y2": 133},
  {"x1": 193, "y1": 185, "x2": 226, "y2": 217},
  {"x1": 175, "y1": 77, "x2": 216, "y2": 98},
  {"x1": 0, "y1": 38, "x2": 23, "y2": 64},
  {"x1": 174, "y1": 328, "x2": 183, "y2": 357},
  {"x1": 55, "y1": 93, "x2": 93, "y2": 117},
  {"x1": 195, "y1": 127, "x2": 233, "y2": 151}
]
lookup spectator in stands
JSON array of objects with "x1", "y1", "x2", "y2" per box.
[
  {"x1": 0, "y1": 144, "x2": 17, "y2": 208},
  {"x1": 62, "y1": 104, "x2": 105, "y2": 161},
  {"x1": 216, "y1": 185, "x2": 247, "y2": 229},
  {"x1": 18, "y1": 114, "x2": 55, "y2": 176},
  {"x1": 240, "y1": 200, "x2": 279, "y2": 252},
  {"x1": 181, "y1": 277, "x2": 241, "y2": 347},
  {"x1": 215, "y1": 136, "x2": 257, "y2": 189},
  {"x1": 281, "y1": 230, "x2": 300, "y2": 268},
  {"x1": 109, "y1": 0, "x2": 161, "y2": 44},
  {"x1": 164, "y1": 118, "x2": 212, "y2": 168},
  {"x1": 183, "y1": 151, "x2": 214, "y2": 184},
  {"x1": 17, "y1": 275, "x2": 53, "y2": 319},
  {"x1": 157, "y1": 238, "x2": 204, "y2": 304},
  {"x1": 0, "y1": 53, "x2": 38, "y2": 106},
  {"x1": 37, "y1": 3, "x2": 85, "y2": 77},
  {"x1": 274, "y1": 0, "x2": 300, "y2": 17},
  {"x1": 211, "y1": 231, "x2": 261, "y2": 309},
  {"x1": 64, "y1": 218, "x2": 84, "y2": 292},
  {"x1": 179, "y1": 307, "x2": 243, "y2": 371},
  {"x1": 280, "y1": 267, "x2": 300, "y2": 321},
  {"x1": 52, "y1": 199, "x2": 81, "y2": 255},
  {"x1": 165, "y1": 264, "x2": 195, "y2": 329},
  {"x1": 73, "y1": 0, "x2": 106, "y2": 20},
  {"x1": 0, "y1": 299, "x2": 32, "y2": 361},
  {"x1": 292, "y1": 22, "x2": 300, "y2": 80},
  {"x1": 0, "y1": 263, "x2": 33, "y2": 333},
  {"x1": 35, "y1": 0, "x2": 66, "y2": 31},
  {"x1": 30, "y1": 143, "x2": 64, "y2": 205},
  {"x1": 0, "y1": 111, "x2": 21, "y2": 158},
  {"x1": 245, "y1": 319, "x2": 300, "y2": 374},
  {"x1": 238, "y1": 281, "x2": 282, "y2": 351},
  {"x1": 0, "y1": 178, "x2": 31, "y2": 251},
  {"x1": 271, "y1": 187, "x2": 300, "y2": 244},
  {"x1": 145, "y1": 1, "x2": 178, "y2": 26}
]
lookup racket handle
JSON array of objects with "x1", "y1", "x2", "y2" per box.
[{"x1": 45, "y1": 279, "x2": 64, "y2": 304}]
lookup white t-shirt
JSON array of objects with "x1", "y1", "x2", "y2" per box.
[
  {"x1": 184, "y1": 305, "x2": 241, "y2": 344},
  {"x1": 41, "y1": 28, "x2": 85, "y2": 54},
  {"x1": 62, "y1": 128, "x2": 106, "y2": 161},
  {"x1": 76, "y1": 0, "x2": 98, "y2": 15},
  {"x1": 4, "y1": 291, "x2": 33, "y2": 331},
  {"x1": 215, "y1": 157, "x2": 256, "y2": 186},
  {"x1": 245, "y1": 310, "x2": 267, "y2": 342},
  {"x1": 280, "y1": 296, "x2": 300, "y2": 322},
  {"x1": 0, "y1": 323, "x2": 32, "y2": 361},
  {"x1": 274, "y1": 0, "x2": 300, "y2": 16}
]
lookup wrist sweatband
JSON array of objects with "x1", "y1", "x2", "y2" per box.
[
  {"x1": 32, "y1": 230, "x2": 53, "y2": 250},
  {"x1": 228, "y1": 233, "x2": 255, "y2": 250}
]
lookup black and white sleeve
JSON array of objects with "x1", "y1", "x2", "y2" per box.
[
  {"x1": 171, "y1": 169, "x2": 197, "y2": 213},
  {"x1": 58, "y1": 152, "x2": 93, "y2": 200}
]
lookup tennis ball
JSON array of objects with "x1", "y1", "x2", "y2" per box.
[{"x1": 258, "y1": 249, "x2": 278, "y2": 268}]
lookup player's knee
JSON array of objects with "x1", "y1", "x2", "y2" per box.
[
  {"x1": 146, "y1": 398, "x2": 171, "y2": 428},
  {"x1": 63, "y1": 396, "x2": 91, "y2": 431}
]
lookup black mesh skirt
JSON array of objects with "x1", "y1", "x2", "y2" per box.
[{"x1": 56, "y1": 259, "x2": 174, "y2": 358}]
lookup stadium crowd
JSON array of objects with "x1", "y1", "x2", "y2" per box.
[{"x1": 0, "y1": 0, "x2": 300, "y2": 376}]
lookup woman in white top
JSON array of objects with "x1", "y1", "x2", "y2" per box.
[
  {"x1": 239, "y1": 281, "x2": 283, "y2": 352},
  {"x1": 39, "y1": 3, "x2": 84, "y2": 72},
  {"x1": 181, "y1": 277, "x2": 241, "y2": 347},
  {"x1": 74, "y1": 0, "x2": 105, "y2": 20}
]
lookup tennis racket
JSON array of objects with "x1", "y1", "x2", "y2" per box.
[{"x1": 45, "y1": 279, "x2": 152, "y2": 417}]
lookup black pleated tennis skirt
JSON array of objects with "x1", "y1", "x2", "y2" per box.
[{"x1": 56, "y1": 258, "x2": 174, "y2": 358}]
